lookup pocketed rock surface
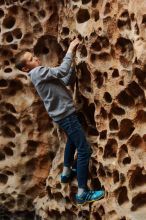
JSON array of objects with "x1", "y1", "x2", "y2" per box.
[{"x1": 0, "y1": 0, "x2": 146, "y2": 219}]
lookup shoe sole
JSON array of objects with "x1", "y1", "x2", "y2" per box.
[{"x1": 76, "y1": 192, "x2": 105, "y2": 206}]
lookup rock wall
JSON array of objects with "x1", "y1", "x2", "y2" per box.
[{"x1": 0, "y1": 0, "x2": 146, "y2": 219}]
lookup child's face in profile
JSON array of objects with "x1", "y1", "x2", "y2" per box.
[{"x1": 22, "y1": 51, "x2": 41, "y2": 72}]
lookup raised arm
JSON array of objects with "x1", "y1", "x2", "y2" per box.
[
  {"x1": 49, "y1": 38, "x2": 79, "y2": 78},
  {"x1": 38, "y1": 38, "x2": 80, "y2": 80},
  {"x1": 60, "y1": 64, "x2": 76, "y2": 86}
]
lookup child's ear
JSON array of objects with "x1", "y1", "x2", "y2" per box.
[{"x1": 22, "y1": 66, "x2": 29, "y2": 72}]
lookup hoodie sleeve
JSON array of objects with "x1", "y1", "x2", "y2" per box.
[
  {"x1": 60, "y1": 66, "x2": 76, "y2": 86},
  {"x1": 31, "y1": 53, "x2": 73, "y2": 82}
]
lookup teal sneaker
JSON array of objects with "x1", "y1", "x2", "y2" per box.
[
  {"x1": 75, "y1": 190, "x2": 105, "y2": 204},
  {"x1": 61, "y1": 169, "x2": 77, "y2": 183}
]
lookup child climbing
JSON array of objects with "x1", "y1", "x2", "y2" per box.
[{"x1": 15, "y1": 38, "x2": 105, "y2": 204}]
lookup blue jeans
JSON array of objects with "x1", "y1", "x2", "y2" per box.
[{"x1": 57, "y1": 112, "x2": 91, "y2": 188}]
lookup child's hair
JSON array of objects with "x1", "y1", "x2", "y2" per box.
[{"x1": 15, "y1": 49, "x2": 30, "y2": 71}]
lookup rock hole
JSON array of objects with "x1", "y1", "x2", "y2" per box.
[
  {"x1": 115, "y1": 186, "x2": 129, "y2": 205},
  {"x1": 98, "y1": 52, "x2": 111, "y2": 61},
  {"x1": 1, "y1": 126, "x2": 15, "y2": 138},
  {"x1": 117, "y1": 19, "x2": 131, "y2": 29},
  {"x1": 99, "y1": 36, "x2": 109, "y2": 48},
  {"x1": 100, "y1": 107, "x2": 107, "y2": 119},
  {"x1": 130, "y1": 13, "x2": 135, "y2": 21},
  {"x1": 77, "y1": 62, "x2": 91, "y2": 91},
  {"x1": 134, "y1": 23, "x2": 139, "y2": 35},
  {"x1": 98, "y1": 163, "x2": 106, "y2": 177},
  {"x1": 119, "y1": 80, "x2": 124, "y2": 86},
  {"x1": 0, "y1": 151, "x2": 5, "y2": 160},
  {"x1": 2, "y1": 113, "x2": 18, "y2": 125},
  {"x1": 25, "y1": 158, "x2": 38, "y2": 173},
  {"x1": 21, "y1": 174, "x2": 32, "y2": 183},
  {"x1": 112, "y1": 69, "x2": 119, "y2": 78},
  {"x1": 0, "y1": 193, "x2": 6, "y2": 200},
  {"x1": 3, "y1": 147, "x2": 13, "y2": 156},
  {"x1": 42, "y1": 47, "x2": 49, "y2": 54},
  {"x1": 6, "y1": 34, "x2": 13, "y2": 43},
  {"x1": 131, "y1": 192, "x2": 146, "y2": 211},
  {"x1": 93, "y1": 10, "x2": 99, "y2": 21},
  {"x1": 104, "y1": 2, "x2": 111, "y2": 15},
  {"x1": 4, "y1": 170, "x2": 14, "y2": 175},
  {"x1": 33, "y1": 23, "x2": 43, "y2": 34},
  {"x1": 142, "y1": 14, "x2": 146, "y2": 24},
  {"x1": 13, "y1": 28, "x2": 23, "y2": 39},
  {"x1": 62, "y1": 27, "x2": 69, "y2": 36},
  {"x1": 118, "y1": 119, "x2": 135, "y2": 139},
  {"x1": 90, "y1": 53, "x2": 96, "y2": 62},
  {"x1": 91, "y1": 40, "x2": 101, "y2": 51},
  {"x1": 48, "y1": 210, "x2": 61, "y2": 219},
  {"x1": 127, "y1": 81, "x2": 144, "y2": 98},
  {"x1": 94, "y1": 71, "x2": 104, "y2": 88},
  {"x1": 4, "y1": 68, "x2": 12, "y2": 73},
  {"x1": 123, "y1": 157, "x2": 131, "y2": 165},
  {"x1": 21, "y1": 33, "x2": 34, "y2": 45},
  {"x1": 11, "y1": 44, "x2": 18, "y2": 50},
  {"x1": 103, "y1": 92, "x2": 112, "y2": 103},
  {"x1": 0, "y1": 9, "x2": 4, "y2": 18},
  {"x1": 9, "y1": 5, "x2": 18, "y2": 14},
  {"x1": 5, "y1": 197, "x2": 15, "y2": 209},
  {"x1": 0, "y1": 173, "x2": 8, "y2": 184},
  {"x1": 100, "y1": 130, "x2": 107, "y2": 139},
  {"x1": 121, "y1": 144, "x2": 128, "y2": 153},
  {"x1": 111, "y1": 103, "x2": 125, "y2": 115},
  {"x1": 78, "y1": 210, "x2": 89, "y2": 218},
  {"x1": 103, "y1": 139, "x2": 118, "y2": 158},
  {"x1": 134, "y1": 67, "x2": 146, "y2": 89},
  {"x1": 135, "y1": 110, "x2": 146, "y2": 123},
  {"x1": 104, "y1": 72, "x2": 108, "y2": 78},
  {"x1": 93, "y1": 212, "x2": 102, "y2": 220},
  {"x1": 4, "y1": 60, "x2": 9, "y2": 65},
  {"x1": 119, "y1": 173, "x2": 125, "y2": 183},
  {"x1": 109, "y1": 118, "x2": 119, "y2": 130},
  {"x1": 128, "y1": 134, "x2": 143, "y2": 148},
  {"x1": 53, "y1": 192, "x2": 63, "y2": 201},
  {"x1": 6, "y1": 79, "x2": 23, "y2": 96},
  {"x1": 26, "y1": 140, "x2": 38, "y2": 155},
  {"x1": 143, "y1": 134, "x2": 146, "y2": 142},
  {"x1": 91, "y1": 177, "x2": 102, "y2": 190},
  {"x1": 88, "y1": 127, "x2": 99, "y2": 136},
  {"x1": 129, "y1": 167, "x2": 146, "y2": 190},
  {"x1": 82, "y1": 0, "x2": 91, "y2": 4},
  {"x1": 0, "y1": 0, "x2": 4, "y2": 5},
  {"x1": 3, "y1": 16, "x2": 16, "y2": 29},
  {"x1": 38, "y1": 9, "x2": 46, "y2": 19},
  {"x1": 82, "y1": 101, "x2": 95, "y2": 126},
  {"x1": 80, "y1": 45, "x2": 87, "y2": 57},
  {"x1": 117, "y1": 90, "x2": 135, "y2": 106},
  {"x1": 34, "y1": 35, "x2": 62, "y2": 58},
  {"x1": 121, "y1": 10, "x2": 129, "y2": 17},
  {"x1": 17, "y1": 194, "x2": 26, "y2": 207},
  {"x1": 0, "y1": 79, "x2": 8, "y2": 87},
  {"x1": 76, "y1": 9, "x2": 90, "y2": 23},
  {"x1": 5, "y1": 103, "x2": 17, "y2": 113},
  {"x1": 116, "y1": 37, "x2": 133, "y2": 53},
  {"x1": 39, "y1": 154, "x2": 49, "y2": 169},
  {"x1": 92, "y1": 0, "x2": 99, "y2": 7},
  {"x1": 113, "y1": 170, "x2": 119, "y2": 183}
]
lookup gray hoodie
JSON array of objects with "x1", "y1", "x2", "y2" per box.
[{"x1": 28, "y1": 53, "x2": 76, "y2": 122}]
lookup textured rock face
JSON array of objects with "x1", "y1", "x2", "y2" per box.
[{"x1": 0, "y1": 0, "x2": 146, "y2": 219}]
